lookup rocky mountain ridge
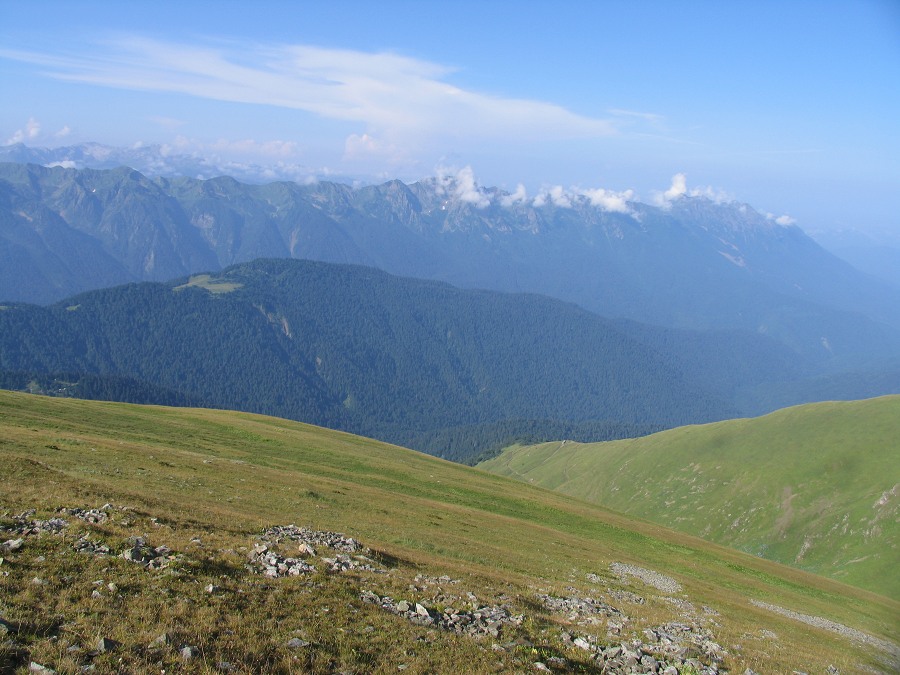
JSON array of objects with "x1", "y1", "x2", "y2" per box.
[{"x1": 3, "y1": 161, "x2": 899, "y2": 373}]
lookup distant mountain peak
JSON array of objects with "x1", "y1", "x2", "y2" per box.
[{"x1": 2, "y1": 159, "x2": 898, "y2": 372}]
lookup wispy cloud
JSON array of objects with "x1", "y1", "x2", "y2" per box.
[{"x1": 0, "y1": 37, "x2": 623, "y2": 162}]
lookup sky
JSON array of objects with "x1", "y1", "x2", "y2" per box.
[{"x1": 0, "y1": 0, "x2": 898, "y2": 235}]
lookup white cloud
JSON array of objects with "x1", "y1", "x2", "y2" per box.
[
  {"x1": 55, "y1": 124, "x2": 71, "y2": 138},
  {"x1": 25, "y1": 117, "x2": 40, "y2": 139},
  {"x1": 688, "y1": 184, "x2": 731, "y2": 203},
  {"x1": 663, "y1": 172, "x2": 687, "y2": 201},
  {"x1": 500, "y1": 183, "x2": 528, "y2": 207},
  {"x1": 654, "y1": 173, "x2": 731, "y2": 207},
  {"x1": 0, "y1": 38, "x2": 620, "y2": 163},
  {"x1": 530, "y1": 183, "x2": 634, "y2": 213},
  {"x1": 5, "y1": 116, "x2": 41, "y2": 145},
  {"x1": 46, "y1": 160, "x2": 77, "y2": 169},
  {"x1": 533, "y1": 186, "x2": 572, "y2": 208},
  {"x1": 769, "y1": 213, "x2": 797, "y2": 226},
  {"x1": 430, "y1": 166, "x2": 491, "y2": 208},
  {"x1": 452, "y1": 166, "x2": 490, "y2": 208},
  {"x1": 579, "y1": 186, "x2": 634, "y2": 213}
]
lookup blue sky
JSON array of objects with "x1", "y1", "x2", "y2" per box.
[{"x1": 1, "y1": 0, "x2": 898, "y2": 234}]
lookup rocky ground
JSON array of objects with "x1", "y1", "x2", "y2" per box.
[{"x1": 1, "y1": 504, "x2": 896, "y2": 674}]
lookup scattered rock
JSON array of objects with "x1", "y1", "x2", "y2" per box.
[
  {"x1": 73, "y1": 536, "x2": 111, "y2": 556},
  {"x1": 247, "y1": 524, "x2": 384, "y2": 577},
  {"x1": 6, "y1": 510, "x2": 68, "y2": 536},
  {"x1": 260, "y1": 524, "x2": 362, "y2": 553},
  {"x1": 537, "y1": 592, "x2": 623, "y2": 625},
  {"x1": 750, "y1": 599, "x2": 900, "y2": 662},
  {"x1": 58, "y1": 506, "x2": 110, "y2": 524},
  {"x1": 609, "y1": 562, "x2": 682, "y2": 594},
  {"x1": 286, "y1": 637, "x2": 310, "y2": 648},
  {"x1": 248, "y1": 546, "x2": 316, "y2": 578},
  {"x1": 414, "y1": 573, "x2": 461, "y2": 586},
  {"x1": 121, "y1": 537, "x2": 178, "y2": 570},
  {"x1": 361, "y1": 591, "x2": 524, "y2": 637},
  {"x1": 28, "y1": 663, "x2": 56, "y2": 674}
]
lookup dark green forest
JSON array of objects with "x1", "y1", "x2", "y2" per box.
[{"x1": 0, "y1": 258, "x2": 870, "y2": 461}]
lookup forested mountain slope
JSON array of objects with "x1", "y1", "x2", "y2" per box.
[{"x1": 0, "y1": 258, "x2": 812, "y2": 461}]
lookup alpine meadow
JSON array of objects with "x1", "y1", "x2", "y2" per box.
[{"x1": 1, "y1": 2, "x2": 899, "y2": 674}]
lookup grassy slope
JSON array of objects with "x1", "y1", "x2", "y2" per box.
[
  {"x1": 479, "y1": 396, "x2": 900, "y2": 600},
  {"x1": 0, "y1": 390, "x2": 897, "y2": 674}
]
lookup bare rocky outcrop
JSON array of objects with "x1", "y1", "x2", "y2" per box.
[
  {"x1": 360, "y1": 590, "x2": 525, "y2": 638},
  {"x1": 246, "y1": 524, "x2": 383, "y2": 577}
]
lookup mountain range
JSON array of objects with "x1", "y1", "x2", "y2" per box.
[{"x1": 2, "y1": 160, "x2": 899, "y2": 376}]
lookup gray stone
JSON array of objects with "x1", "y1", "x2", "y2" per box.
[
  {"x1": 181, "y1": 645, "x2": 200, "y2": 660},
  {"x1": 149, "y1": 632, "x2": 170, "y2": 648},
  {"x1": 29, "y1": 664, "x2": 56, "y2": 674},
  {"x1": 640, "y1": 654, "x2": 659, "y2": 671},
  {"x1": 573, "y1": 637, "x2": 593, "y2": 651},
  {"x1": 286, "y1": 637, "x2": 309, "y2": 648},
  {"x1": 96, "y1": 637, "x2": 120, "y2": 653}
]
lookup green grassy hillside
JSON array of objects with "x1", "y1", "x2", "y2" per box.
[
  {"x1": 479, "y1": 396, "x2": 900, "y2": 600},
  {"x1": 0, "y1": 391, "x2": 897, "y2": 673}
]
